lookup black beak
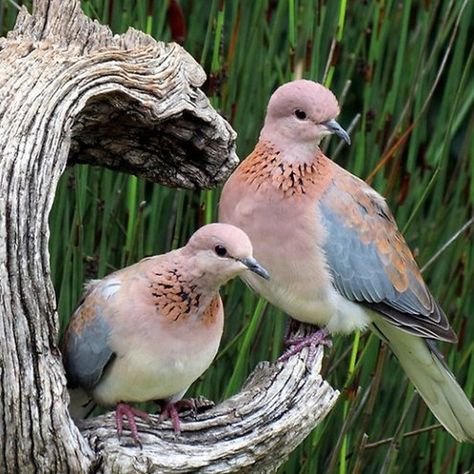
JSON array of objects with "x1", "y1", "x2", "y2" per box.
[
  {"x1": 239, "y1": 257, "x2": 270, "y2": 280},
  {"x1": 323, "y1": 119, "x2": 351, "y2": 145}
]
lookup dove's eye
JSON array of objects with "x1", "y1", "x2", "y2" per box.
[
  {"x1": 295, "y1": 109, "x2": 307, "y2": 120},
  {"x1": 214, "y1": 245, "x2": 227, "y2": 257}
]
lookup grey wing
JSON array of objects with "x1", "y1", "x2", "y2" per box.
[
  {"x1": 319, "y1": 177, "x2": 456, "y2": 342},
  {"x1": 62, "y1": 280, "x2": 120, "y2": 391}
]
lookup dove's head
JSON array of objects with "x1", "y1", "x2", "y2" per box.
[
  {"x1": 184, "y1": 223, "x2": 269, "y2": 287},
  {"x1": 260, "y1": 80, "x2": 350, "y2": 160}
]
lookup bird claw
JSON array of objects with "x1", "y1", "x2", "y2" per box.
[
  {"x1": 115, "y1": 402, "x2": 151, "y2": 445},
  {"x1": 159, "y1": 401, "x2": 183, "y2": 434},
  {"x1": 157, "y1": 397, "x2": 210, "y2": 434},
  {"x1": 114, "y1": 398, "x2": 199, "y2": 443},
  {"x1": 278, "y1": 327, "x2": 331, "y2": 365}
]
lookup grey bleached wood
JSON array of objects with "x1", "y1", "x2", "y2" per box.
[
  {"x1": 5, "y1": 1, "x2": 238, "y2": 188},
  {"x1": 0, "y1": 0, "x2": 338, "y2": 472}
]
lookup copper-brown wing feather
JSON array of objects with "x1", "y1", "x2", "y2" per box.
[{"x1": 319, "y1": 170, "x2": 456, "y2": 342}]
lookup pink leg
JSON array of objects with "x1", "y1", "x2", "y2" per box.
[
  {"x1": 278, "y1": 327, "x2": 332, "y2": 363},
  {"x1": 115, "y1": 402, "x2": 150, "y2": 443},
  {"x1": 158, "y1": 399, "x2": 198, "y2": 434},
  {"x1": 159, "y1": 402, "x2": 182, "y2": 434}
]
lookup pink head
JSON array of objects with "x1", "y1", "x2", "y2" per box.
[
  {"x1": 185, "y1": 223, "x2": 269, "y2": 286},
  {"x1": 260, "y1": 80, "x2": 350, "y2": 160}
]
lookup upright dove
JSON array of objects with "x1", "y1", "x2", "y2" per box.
[
  {"x1": 62, "y1": 223, "x2": 269, "y2": 442},
  {"x1": 219, "y1": 79, "x2": 474, "y2": 442}
]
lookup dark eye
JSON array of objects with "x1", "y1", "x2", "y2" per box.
[
  {"x1": 214, "y1": 245, "x2": 227, "y2": 257},
  {"x1": 295, "y1": 109, "x2": 307, "y2": 120}
]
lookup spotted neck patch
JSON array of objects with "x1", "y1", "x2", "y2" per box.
[
  {"x1": 237, "y1": 141, "x2": 325, "y2": 197},
  {"x1": 148, "y1": 267, "x2": 218, "y2": 324}
]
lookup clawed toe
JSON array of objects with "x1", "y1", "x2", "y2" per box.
[
  {"x1": 114, "y1": 398, "x2": 198, "y2": 442},
  {"x1": 157, "y1": 398, "x2": 205, "y2": 434},
  {"x1": 115, "y1": 402, "x2": 151, "y2": 444},
  {"x1": 279, "y1": 328, "x2": 331, "y2": 364},
  {"x1": 159, "y1": 402, "x2": 182, "y2": 434}
]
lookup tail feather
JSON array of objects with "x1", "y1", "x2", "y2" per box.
[{"x1": 371, "y1": 318, "x2": 474, "y2": 442}]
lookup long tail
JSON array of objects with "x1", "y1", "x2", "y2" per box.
[{"x1": 371, "y1": 318, "x2": 474, "y2": 442}]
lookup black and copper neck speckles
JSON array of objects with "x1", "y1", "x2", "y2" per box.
[
  {"x1": 146, "y1": 265, "x2": 222, "y2": 325},
  {"x1": 149, "y1": 268, "x2": 201, "y2": 321},
  {"x1": 238, "y1": 141, "x2": 324, "y2": 197}
]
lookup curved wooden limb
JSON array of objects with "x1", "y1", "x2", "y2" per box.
[
  {"x1": 80, "y1": 347, "x2": 338, "y2": 473},
  {"x1": 4, "y1": 0, "x2": 237, "y2": 188}
]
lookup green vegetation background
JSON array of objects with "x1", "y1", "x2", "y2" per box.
[{"x1": 2, "y1": 0, "x2": 474, "y2": 472}]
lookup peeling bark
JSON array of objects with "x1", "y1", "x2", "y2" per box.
[{"x1": 0, "y1": 1, "x2": 338, "y2": 472}]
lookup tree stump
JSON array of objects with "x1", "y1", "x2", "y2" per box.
[{"x1": 0, "y1": 1, "x2": 338, "y2": 472}]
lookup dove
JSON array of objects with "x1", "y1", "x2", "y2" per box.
[
  {"x1": 62, "y1": 223, "x2": 269, "y2": 442},
  {"x1": 219, "y1": 79, "x2": 474, "y2": 442}
]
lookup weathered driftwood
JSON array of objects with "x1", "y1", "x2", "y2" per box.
[{"x1": 0, "y1": 1, "x2": 339, "y2": 472}]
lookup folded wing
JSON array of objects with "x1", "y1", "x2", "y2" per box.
[{"x1": 319, "y1": 172, "x2": 456, "y2": 342}]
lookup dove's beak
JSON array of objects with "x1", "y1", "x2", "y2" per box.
[
  {"x1": 239, "y1": 257, "x2": 270, "y2": 280},
  {"x1": 323, "y1": 119, "x2": 351, "y2": 145}
]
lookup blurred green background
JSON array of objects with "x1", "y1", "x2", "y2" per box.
[{"x1": 2, "y1": 0, "x2": 474, "y2": 472}]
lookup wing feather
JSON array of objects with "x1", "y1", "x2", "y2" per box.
[
  {"x1": 62, "y1": 279, "x2": 119, "y2": 391},
  {"x1": 320, "y1": 173, "x2": 456, "y2": 342}
]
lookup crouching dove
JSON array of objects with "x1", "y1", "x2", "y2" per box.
[
  {"x1": 62, "y1": 223, "x2": 269, "y2": 442},
  {"x1": 219, "y1": 79, "x2": 474, "y2": 442}
]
